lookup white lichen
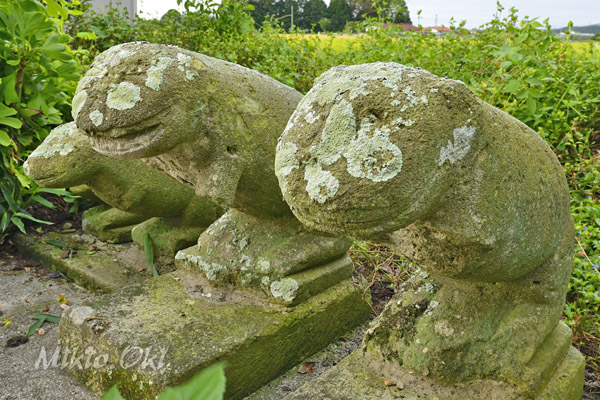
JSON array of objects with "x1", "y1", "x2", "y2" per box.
[
  {"x1": 275, "y1": 142, "x2": 300, "y2": 181},
  {"x1": 270, "y1": 278, "x2": 299, "y2": 302},
  {"x1": 106, "y1": 82, "x2": 142, "y2": 111},
  {"x1": 89, "y1": 110, "x2": 104, "y2": 127},
  {"x1": 257, "y1": 259, "x2": 271, "y2": 273},
  {"x1": 344, "y1": 119, "x2": 403, "y2": 182},
  {"x1": 392, "y1": 116, "x2": 415, "y2": 127},
  {"x1": 304, "y1": 164, "x2": 339, "y2": 204},
  {"x1": 438, "y1": 125, "x2": 477, "y2": 166},
  {"x1": 28, "y1": 123, "x2": 80, "y2": 160},
  {"x1": 176, "y1": 53, "x2": 198, "y2": 80},
  {"x1": 175, "y1": 251, "x2": 225, "y2": 280},
  {"x1": 146, "y1": 57, "x2": 174, "y2": 91},
  {"x1": 71, "y1": 90, "x2": 87, "y2": 120},
  {"x1": 311, "y1": 99, "x2": 356, "y2": 167}
]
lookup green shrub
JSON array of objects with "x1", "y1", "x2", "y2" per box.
[{"x1": 0, "y1": 0, "x2": 84, "y2": 242}]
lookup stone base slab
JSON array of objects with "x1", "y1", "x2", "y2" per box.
[
  {"x1": 58, "y1": 270, "x2": 371, "y2": 399},
  {"x1": 284, "y1": 322, "x2": 585, "y2": 400},
  {"x1": 11, "y1": 232, "x2": 151, "y2": 293}
]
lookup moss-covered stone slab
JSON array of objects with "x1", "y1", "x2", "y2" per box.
[
  {"x1": 59, "y1": 271, "x2": 371, "y2": 399},
  {"x1": 284, "y1": 322, "x2": 585, "y2": 400},
  {"x1": 12, "y1": 232, "x2": 151, "y2": 293}
]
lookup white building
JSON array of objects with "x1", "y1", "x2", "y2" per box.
[{"x1": 89, "y1": 0, "x2": 137, "y2": 19}]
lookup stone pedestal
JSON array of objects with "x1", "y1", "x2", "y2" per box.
[
  {"x1": 59, "y1": 271, "x2": 371, "y2": 399},
  {"x1": 284, "y1": 321, "x2": 584, "y2": 400}
]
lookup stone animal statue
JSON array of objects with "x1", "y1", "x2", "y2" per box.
[
  {"x1": 24, "y1": 122, "x2": 224, "y2": 264},
  {"x1": 275, "y1": 63, "x2": 578, "y2": 392},
  {"x1": 71, "y1": 43, "x2": 352, "y2": 302}
]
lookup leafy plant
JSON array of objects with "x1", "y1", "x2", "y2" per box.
[
  {"x1": 102, "y1": 362, "x2": 226, "y2": 400},
  {"x1": 0, "y1": 0, "x2": 84, "y2": 241}
]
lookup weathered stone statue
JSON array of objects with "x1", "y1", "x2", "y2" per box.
[
  {"x1": 24, "y1": 122, "x2": 224, "y2": 264},
  {"x1": 74, "y1": 42, "x2": 353, "y2": 304},
  {"x1": 56, "y1": 45, "x2": 371, "y2": 399},
  {"x1": 276, "y1": 63, "x2": 584, "y2": 398}
]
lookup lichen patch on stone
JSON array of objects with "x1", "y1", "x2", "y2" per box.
[
  {"x1": 304, "y1": 164, "x2": 340, "y2": 204},
  {"x1": 106, "y1": 82, "x2": 142, "y2": 111},
  {"x1": 28, "y1": 123, "x2": 80, "y2": 160},
  {"x1": 311, "y1": 99, "x2": 356, "y2": 167},
  {"x1": 344, "y1": 118, "x2": 403, "y2": 182},
  {"x1": 438, "y1": 125, "x2": 477, "y2": 166},
  {"x1": 71, "y1": 90, "x2": 87, "y2": 120},
  {"x1": 146, "y1": 57, "x2": 174, "y2": 91},
  {"x1": 270, "y1": 278, "x2": 299, "y2": 302},
  {"x1": 89, "y1": 110, "x2": 104, "y2": 127},
  {"x1": 176, "y1": 53, "x2": 198, "y2": 81}
]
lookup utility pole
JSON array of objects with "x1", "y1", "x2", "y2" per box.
[{"x1": 291, "y1": 4, "x2": 294, "y2": 30}]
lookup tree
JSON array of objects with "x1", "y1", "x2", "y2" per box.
[
  {"x1": 318, "y1": 17, "x2": 331, "y2": 32},
  {"x1": 248, "y1": 0, "x2": 273, "y2": 26},
  {"x1": 328, "y1": 0, "x2": 352, "y2": 31},
  {"x1": 347, "y1": 0, "x2": 375, "y2": 20},
  {"x1": 300, "y1": 0, "x2": 328, "y2": 31},
  {"x1": 372, "y1": 0, "x2": 410, "y2": 23}
]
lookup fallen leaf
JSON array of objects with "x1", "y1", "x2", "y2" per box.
[
  {"x1": 38, "y1": 328, "x2": 45, "y2": 336},
  {"x1": 41, "y1": 305, "x2": 50, "y2": 312},
  {"x1": 60, "y1": 249, "x2": 70, "y2": 259},
  {"x1": 298, "y1": 361, "x2": 316, "y2": 376},
  {"x1": 384, "y1": 380, "x2": 396, "y2": 387},
  {"x1": 23, "y1": 267, "x2": 31, "y2": 273},
  {"x1": 138, "y1": 267, "x2": 146, "y2": 272}
]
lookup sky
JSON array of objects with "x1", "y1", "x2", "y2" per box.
[{"x1": 137, "y1": 0, "x2": 600, "y2": 29}]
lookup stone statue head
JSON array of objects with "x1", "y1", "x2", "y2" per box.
[
  {"x1": 275, "y1": 63, "x2": 480, "y2": 238},
  {"x1": 73, "y1": 42, "x2": 208, "y2": 159},
  {"x1": 24, "y1": 122, "x2": 100, "y2": 188}
]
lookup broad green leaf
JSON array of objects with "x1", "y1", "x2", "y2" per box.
[
  {"x1": 2, "y1": 74, "x2": 19, "y2": 104},
  {"x1": 1, "y1": 185, "x2": 18, "y2": 211},
  {"x1": 525, "y1": 77, "x2": 543, "y2": 86},
  {"x1": 526, "y1": 97, "x2": 537, "y2": 115},
  {"x1": 102, "y1": 386, "x2": 126, "y2": 400},
  {"x1": 45, "y1": 239, "x2": 69, "y2": 248},
  {"x1": 43, "y1": 0, "x2": 63, "y2": 19},
  {"x1": 158, "y1": 363, "x2": 226, "y2": 400},
  {"x1": 38, "y1": 188, "x2": 71, "y2": 196},
  {"x1": 13, "y1": 212, "x2": 53, "y2": 225},
  {"x1": 26, "y1": 317, "x2": 45, "y2": 336},
  {"x1": 503, "y1": 79, "x2": 521, "y2": 93},
  {"x1": 75, "y1": 31, "x2": 97, "y2": 40},
  {"x1": 32, "y1": 195, "x2": 56, "y2": 209},
  {"x1": 0, "y1": 103, "x2": 17, "y2": 118},
  {"x1": 1, "y1": 213, "x2": 9, "y2": 232},
  {"x1": 32, "y1": 313, "x2": 61, "y2": 324},
  {"x1": 0, "y1": 130, "x2": 11, "y2": 146},
  {"x1": 0, "y1": 116, "x2": 23, "y2": 129},
  {"x1": 10, "y1": 216, "x2": 25, "y2": 233}
]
